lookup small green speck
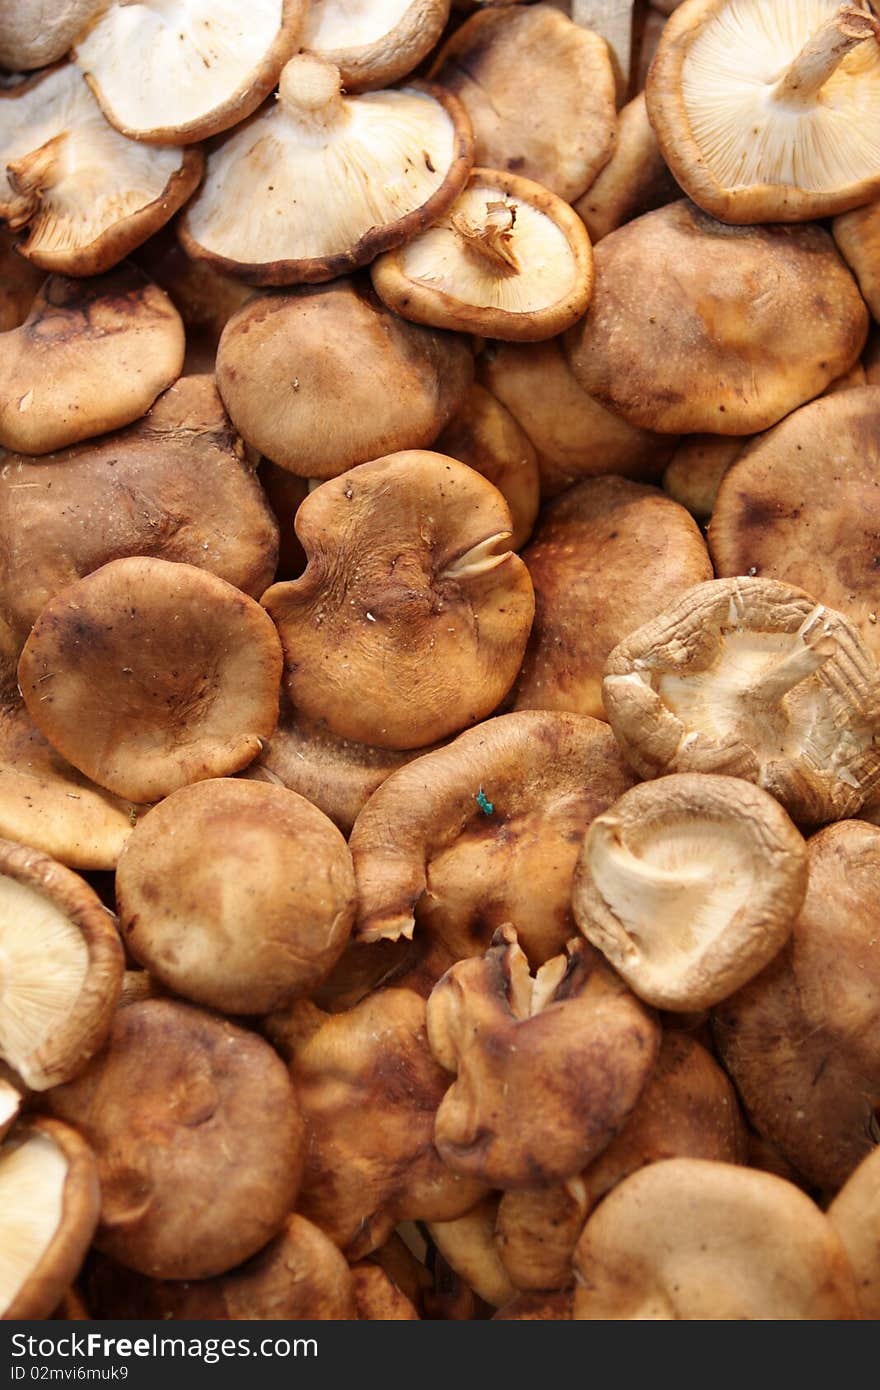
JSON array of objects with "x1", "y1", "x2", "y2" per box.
[{"x1": 475, "y1": 787, "x2": 494, "y2": 816}]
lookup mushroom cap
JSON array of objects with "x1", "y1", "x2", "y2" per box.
[
  {"x1": 827, "y1": 1146, "x2": 880, "y2": 1318},
  {"x1": 0, "y1": 837, "x2": 124, "y2": 1090},
  {"x1": 708, "y1": 388, "x2": 880, "y2": 664},
  {"x1": 18, "y1": 556, "x2": 282, "y2": 804},
  {"x1": 662, "y1": 434, "x2": 746, "y2": 521},
  {"x1": 512, "y1": 476, "x2": 712, "y2": 721},
  {"x1": 571, "y1": 774, "x2": 808, "y2": 1011},
  {"x1": 429, "y1": 4, "x2": 617, "y2": 203},
  {"x1": 302, "y1": 0, "x2": 451, "y2": 91},
  {"x1": 351, "y1": 1264, "x2": 421, "y2": 1319},
  {"x1": 371, "y1": 167, "x2": 594, "y2": 342},
  {"x1": 179, "y1": 56, "x2": 473, "y2": 285},
  {"x1": 0, "y1": 264, "x2": 184, "y2": 455},
  {"x1": 257, "y1": 461, "x2": 308, "y2": 578},
  {"x1": 0, "y1": 228, "x2": 43, "y2": 331},
  {"x1": 572, "y1": 1157, "x2": 859, "y2": 1319},
  {"x1": 493, "y1": 1290, "x2": 573, "y2": 1320},
  {"x1": 574, "y1": 93, "x2": 680, "y2": 244},
  {"x1": 834, "y1": 199, "x2": 880, "y2": 320},
  {"x1": 0, "y1": 1, "x2": 107, "y2": 70},
  {"x1": 1, "y1": 1118, "x2": 100, "y2": 1320},
  {"x1": 116, "y1": 778, "x2": 356, "y2": 1014},
  {"x1": 603, "y1": 576, "x2": 880, "y2": 826},
  {"x1": 646, "y1": 0, "x2": 880, "y2": 224},
  {"x1": 214, "y1": 280, "x2": 474, "y2": 479},
  {"x1": 46, "y1": 997, "x2": 306, "y2": 1279},
  {"x1": 0, "y1": 64, "x2": 203, "y2": 276},
  {"x1": 73, "y1": 0, "x2": 307, "y2": 144},
  {"x1": 350, "y1": 711, "x2": 635, "y2": 962},
  {"x1": 428, "y1": 927, "x2": 661, "y2": 1188},
  {"x1": 427, "y1": 1197, "x2": 517, "y2": 1309},
  {"x1": 714, "y1": 818, "x2": 880, "y2": 1193},
  {"x1": 565, "y1": 200, "x2": 869, "y2": 436},
  {"x1": 261, "y1": 451, "x2": 534, "y2": 750}
]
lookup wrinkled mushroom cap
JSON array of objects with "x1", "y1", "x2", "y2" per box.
[
  {"x1": 0, "y1": 1, "x2": 107, "y2": 70},
  {"x1": 303, "y1": 0, "x2": 451, "y2": 91},
  {"x1": 828, "y1": 1146, "x2": 880, "y2": 1318}
]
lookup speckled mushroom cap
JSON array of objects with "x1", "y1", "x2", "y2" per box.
[
  {"x1": 0, "y1": 265, "x2": 184, "y2": 455},
  {"x1": 714, "y1": 818, "x2": 880, "y2": 1194},
  {"x1": 565, "y1": 201, "x2": 868, "y2": 435},
  {"x1": 429, "y1": 4, "x2": 617, "y2": 203},
  {"x1": 0, "y1": 0, "x2": 107, "y2": 70},
  {"x1": 708, "y1": 388, "x2": 880, "y2": 664},
  {"x1": 572, "y1": 1158, "x2": 859, "y2": 1319},
  {"x1": 834, "y1": 200, "x2": 880, "y2": 319},
  {"x1": 302, "y1": 0, "x2": 451, "y2": 91},
  {"x1": 603, "y1": 577, "x2": 880, "y2": 826},
  {"x1": 574, "y1": 93, "x2": 680, "y2": 244},
  {"x1": 179, "y1": 54, "x2": 473, "y2": 285},
  {"x1": 261, "y1": 451, "x2": 534, "y2": 750},
  {"x1": 350, "y1": 711, "x2": 634, "y2": 964},
  {"x1": 828, "y1": 1147, "x2": 880, "y2": 1318},
  {"x1": 17, "y1": 557, "x2": 283, "y2": 804},
  {"x1": 0, "y1": 65, "x2": 203, "y2": 277},
  {"x1": 646, "y1": 0, "x2": 880, "y2": 224}
]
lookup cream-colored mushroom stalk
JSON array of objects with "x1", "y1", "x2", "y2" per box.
[{"x1": 772, "y1": 5, "x2": 878, "y2": 105}]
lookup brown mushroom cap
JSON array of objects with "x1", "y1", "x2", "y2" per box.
[
  {"x1": 512, "y1": 476, "x2": 712, "y2": 721},
  {"x1": 647, "y1": 0, "x2": 880, "y2": 225},
  {"x1": 714, "y1": 818, "x2": 880, "y2": 1194},
  {"x1": 834, "y1": 199, "x2": 880, "y2": 320},
  {"x1": 350, "y1": 711, "x2": 634, "y2": 963},
  {"x1": 116, "y1": 778, "x2": 356, "y2": 1014},
  {"x1": 493, "y1": 1290, "x2": 573, "y2": 1320},
  {"x1": 0, "y1": 1, "x2": 107, "y2": 70},
  {"x1": 603, "y1": 576, "x2": 880, "y2": 826},
  {"x1": 572, "y1": 1157, "x2": 859, "y2": 1319},
  {"x1": 574, "y1": 93, "x2": 681, "y2": 244},
  {"x1": 565, "y1": 200, "x2": 868, "y2": 436},
  {"x1": 262, "y1": 451, "x2": 534, "y2": 750},
  {"x1": 0, "y1": 228, "x2": 43, "y2": 331},
  {"x1": 427, "y1": 1197, "x2": 516, "y2": 1309},
  {"x1": 662, "y1": 434, "x2": 747, "y2": 521},
  {"x1": 302, "y1": 0, "x2": 451, "y2": 91},
  {"x1": 351, "y1": 1263, "x2": 421, "y2": 1319},
  {"x1": 827, "y1": 1146, "x2": 880, "y2": 1318},
  {"x1": 429, "y1": 5, "x2": 616, "y2": 203},
  {"x1": 18, "y1": 556, "x2": 282, "y2": 804},
  {"x1": 45, "y1": 997, "x2": 305, "y2": 1279},
  {"x1": 1, "y1": 1118, "x2": 100, "y2": 1320},
  {"x1": 0, "y1": 838, "x2": 123, "y2": 1090},
  {"x1": 215, "y1": 280, "x2": 473, "y2": 479},
  {"x1": 708, "y1": 388, "x2": 880, "y2": 664}
]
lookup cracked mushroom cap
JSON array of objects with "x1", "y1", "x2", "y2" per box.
[
  {"x1": 574, "y1": 93, "x2": 680, "y2": 244},
  {"x1": 73, "y1": 0, "x2": 306, "y2": 144},
  {"x1": 828, "y1": 1146, "x2": 880, "y2": 1318},
  {"x1": 46, "y1": 998, "x2": 305, "y2": 1279},
  {"x1": 428, "y1": 927, "x2": 660, "y2": 1189},
  {"x1": 18, "y1": 557, "x2": 282, "y2": 804},
  {"x1": 646, "y1": 0, "x2": 880, "y2": 224},
  {"x1": 0, "y1": 265, "x2": 184, "y2": 455},
  {"x1": 262, "y1": 451, "x2": 534, "y2": 750},
  {"x1": 0, "y1": 64, "x2": 203, "y2": 277},
  {"x1": 302, "y1": 0, "x2": 451, "y2": 91},
  {"x1": 573, "y1": 1158, "x2": 859, "y2": 1319},
  {"x1": 215, "y1": 280, "x2": 473, "y2": 479},
  {"x1": 350, "y1": 711, "x2": 634, "y2": 963},
  {"x1": 0, "y1": 838, "x2": 123, "y2": 1090},
  {"x1": 565, "y1": 201, "x2": 868, "y2": 436},
  {"x1": 0, "y1": 1118, "x2": 100, "y2": 1320},
  {"x1": 603, "y1": 576, "x2": 880, "y2": 827},
  {"x1": 179, "y1": 54, "x2": 473, "y2": 285},
  {"x1": 713, "y1": 818, "x2": 880, "y2": 1194},
  {"x1": 372, "y1": 167, "x2": 593, "y2": 342},
  {"x1": 834, "y1": 199, "x2": 880, "y2": 320},
  {"x1": 571, "y1": 775, "x2": 808, "y2": 1011},
  {"x1": 0, "y1": 1, "x2": 107, "y2": 70},
  {"x1": 117, "y1": 778, "x2": 356, "y2": 1014}
]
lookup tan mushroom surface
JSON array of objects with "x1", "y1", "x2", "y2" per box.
[
  {"x1": 427, "y1": 1198, "x2": 517, "y2": 1310},
  {"x1": 18, "y1": 557, "x2": 283, "y2": 804},
  {"x1": 433, "y1": 384, "x2": 539, "y2": 551},
  {"x1": 834, "y1": 199, "x2": 880, "y2": 320},
  {"x1": 302, "y1": 0, "x2": 451, "y2": 90},
  {"x1": 262, "y1": 451, "x2": 534, "y2": 750},
  {"x1": 603, "y1": 577, "x2": 880, "y2": 827},
  {"x1": 351, "y1": 1264, "x2": 420, "y2": 1319},
  {"x1": 827, "y1": 1146, "x2": 880, "y2": 1318},
  {"x1": 662, "y1": 435, "x2": 747, "y2": 521},
  {"x1": 565, "y1": 201, "x2": 868, "y2": 436},
  {"x1": 0, "y1": 0, "x2": 108, "y2": 70},
  {"x1": 0, "y1": 229, "x2": 43, "y2": 332},
  {"x1": 493, "y1": 1291, "x2": 573, "y2": 1320},
  {"x1": 573, "y1": 93, "x2": 680, "y2": 244}
]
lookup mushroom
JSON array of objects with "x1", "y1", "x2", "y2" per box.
[
  {"x1": 261, "y1": 451, "x2": 534, "y2": 750},
  {"x1": 827, "y1": 1147, "x2": 880, "y2": 1318},
  {"x1": 0, "y1": 228, "x2": 42, "y2": 331},
  {"x1": 662, "y1": 435, "x2": 747, "y2": 521},
  {"x1": 834, "y1": 200, "x2": 880, "y2": 320},
  {"x1": 0, "y1": 1, "x2": 108, "y2": 70},
  {"x1": 72, "y1": 0, "x2": 307, "y2": 143},
  {"x1": 116, "y1": 778, "x2": 356, "y2": 1014},
  {"x1": 136, "y1": 229, "x2": 264, "y2": 346},
  {"x1": 571, "y1": 774, "x2": 808, "y2": 1011},
  {"x1": 301, "y1": 0, "x2": 451, "y2": 90},
  {"x1": 257, "y1": 462, "x2": 308, "y2": 578},
  {"x1": 572, "y1": 1158, "x2": 859, "y2": 1319},
  {"x1": 18, "y1": 556, "x2": 283, "y2": 804},
  {"x1": 714, "y1": 818, "x2": 880, "y2": 1194},
  {"x1": 573, "y1": 94, "x2": 681, "y2": 243},
  {"x1": 0, "y1": 838, "x2": 124, "y2": 1090},
  {"x1": 565, "y1": 201, "x2": 869, "y2": 435},
  {"x1": 45, "y1": 998, "x2": 306, "y2": 1279},
  {"x1": 350, "y1": 711, "x2": 634, "y2": 964},
  {"x1": 214, "y1": 280, "x2": 473, "y2": 478},
  {"x1": 427, "y1": 1198, "x2": 517, "y2": 1309},
  {"x1": 0, "y1": 264, "x2": 184, "y2": 455},
  {"x1": 0, "y1": 1118, "x2": 100, "y2": 1320},
  {"x1": 429, "y1": 5, "x2": 617, "y2": 203},
  {"x1": 371, "y1": 167, "x2": 594, "y2": 342},
  {"x1": 0, "y1": 1076, "x2": 21, "y2": 1143},
  {"x1": 179, "y1": 54, "x2": 473, "y2": 285},
  {"x1": 646, "y1": 0, "x2": 880, "y2": 224},
  {"x1": 603, "y1": 576, "x2": 880, "y2": 827},
  {"x1": 493, "y1": 1291, "x2": 574, "y2": 1320},
  {"x1": 0, "y1": 64, "x2": 203, "y2": 276},
  {"x1": 351, "y1": 1264, "x2": 420, "y2": 1319},
  {"x1": 512, "y1": 475, "x2": 712, "y2": 720}
]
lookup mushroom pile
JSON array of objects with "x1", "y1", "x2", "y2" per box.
[{"x1": 3, "y1": 0, "x2": 880, "y2": 1324}]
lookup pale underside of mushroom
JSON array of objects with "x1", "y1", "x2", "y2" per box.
[
  {"x1": 0, "y1": 1078, "x2": 20, "y2": 1141},
  {"x1": 0, "y1": 1130, "x2": 67, "y2": 1317}
]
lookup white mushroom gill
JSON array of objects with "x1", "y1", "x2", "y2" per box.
[
  {"x1": 304, "y1": 0, "x2": 415, "y2": 50},
  {"x1": 0, "y1": 1130, "x2": 67, "y2": 1317},
  {"x1": 439, "y1": 531, "x2": 512, "y2": 582}
]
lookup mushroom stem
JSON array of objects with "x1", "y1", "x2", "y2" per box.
[
  {"x1": 771, "y1": 5, "x2": 879, "y2": 106},
  {"x1": 277, "y1": 55, "x2": 345, "y2": 128},
  {"x1": 746, "y1": 612, "x2": 837, "y2": 704},
  {"x1": 451, "y1": 202, "x2": 521, "y2": 276},
  {"x1": 4, "y1": 135, "x2": 66, "y2": 230}
]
